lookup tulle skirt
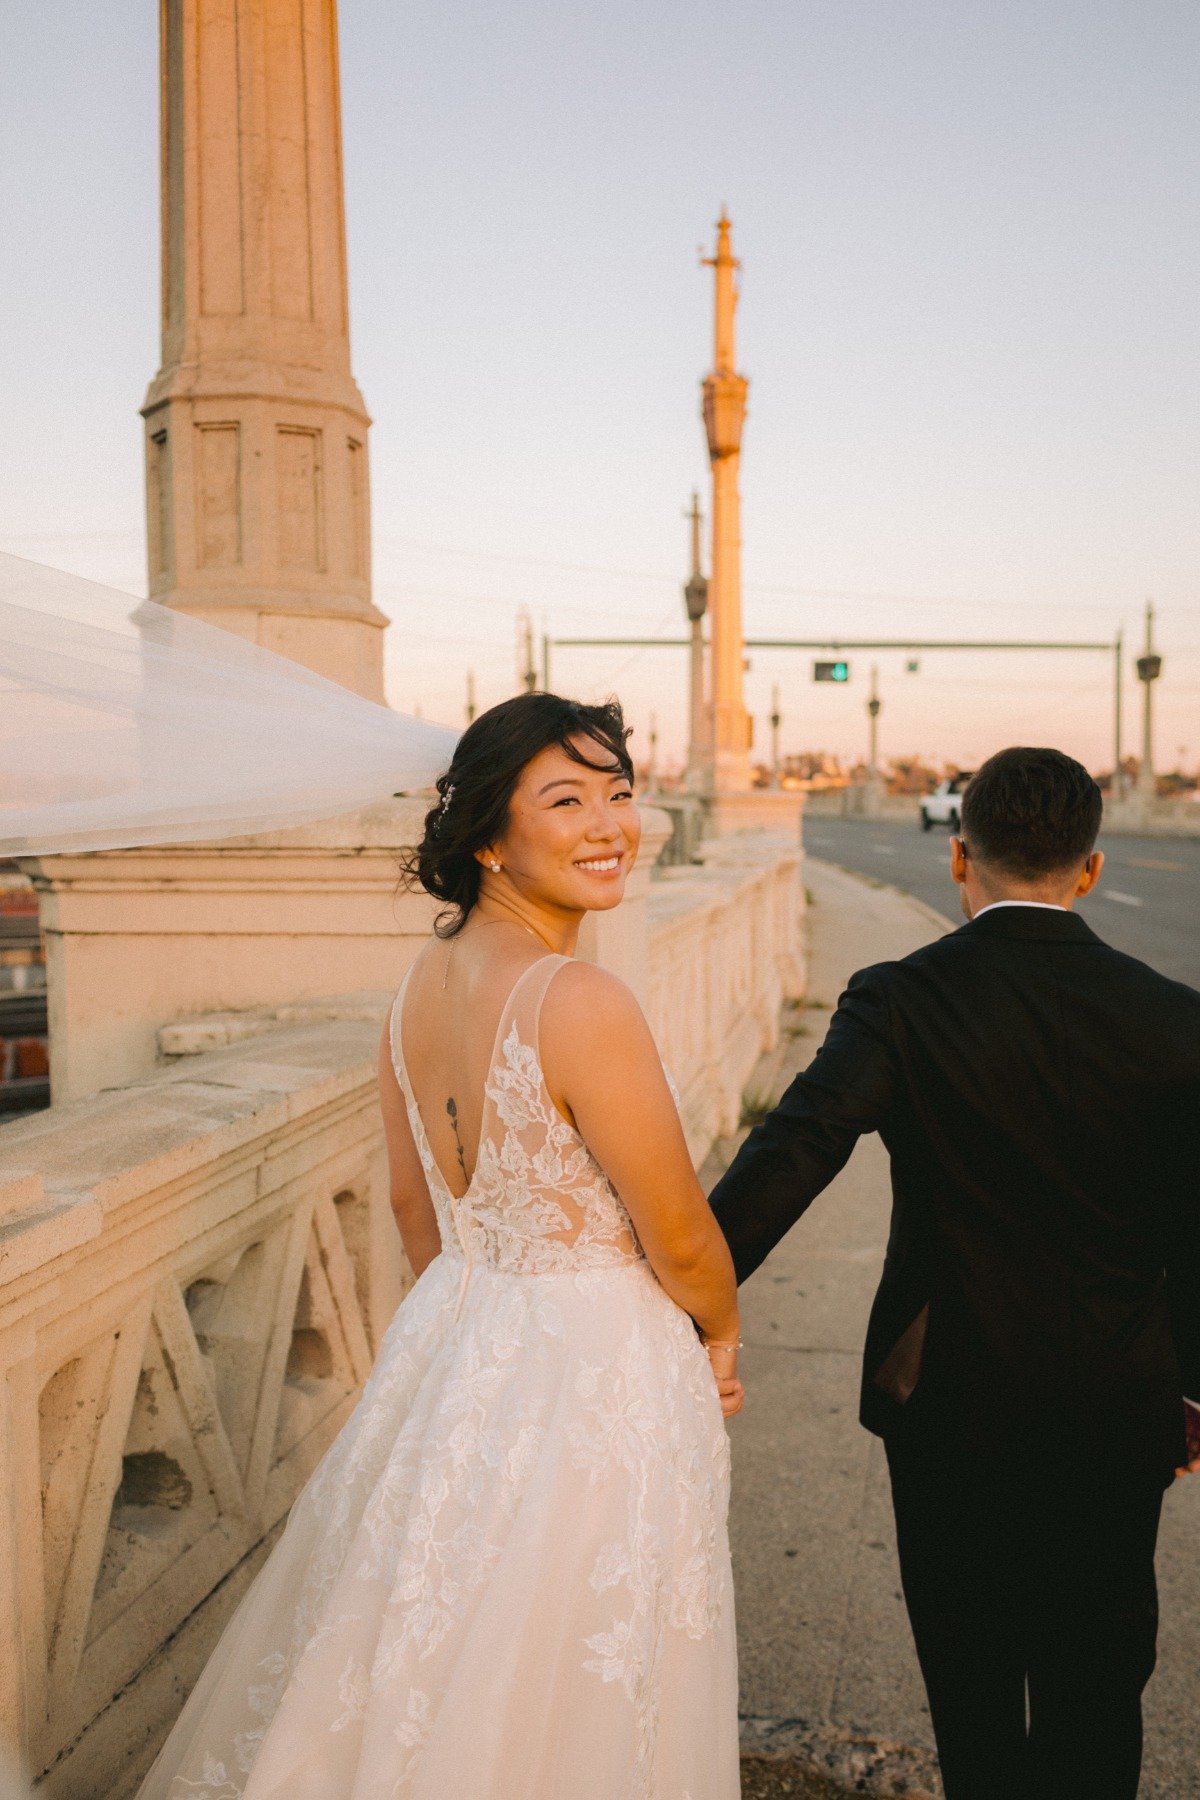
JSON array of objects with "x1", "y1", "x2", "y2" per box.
[{"x1": 137, "y1": 1251, "x2": 739, "y2": 1800}]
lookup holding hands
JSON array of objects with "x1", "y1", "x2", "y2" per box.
[
  {"x1": 1177, "y1": 1399, "x2": 1200, "y2": 1479},
  {"x1": 702, "y1": 1335, "x2": 746, "y2": 1419}
]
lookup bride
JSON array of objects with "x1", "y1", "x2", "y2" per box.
[{"x1": 137, "y1": 691, "x2": 743, "y2": 1800}]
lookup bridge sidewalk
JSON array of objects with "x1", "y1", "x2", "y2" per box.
[{"x1": 702, "y1": 858, "x2": 1199, "y2": 1800}]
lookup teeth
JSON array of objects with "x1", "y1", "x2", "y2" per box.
[{"x1": 577, "y1": 857, "x2": 620, "y2": 871}]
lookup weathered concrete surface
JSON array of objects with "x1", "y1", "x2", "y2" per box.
[{"x1": 710, "y1": 859, "x2": 1200, "y2": 1800}]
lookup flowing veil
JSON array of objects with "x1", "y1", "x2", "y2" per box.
[{"x1": 0, "y1": 553, "x2": 459, "y2": 856}]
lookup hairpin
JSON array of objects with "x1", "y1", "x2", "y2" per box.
[{"x1": 433, "y1": 782, "x2": 455, "y2": 833}]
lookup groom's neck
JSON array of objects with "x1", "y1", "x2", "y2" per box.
[{"x1": 968, "y1": 867, "x2": 1081, "y2": 915}]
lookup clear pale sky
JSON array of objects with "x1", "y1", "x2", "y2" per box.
[{"x1": 2, "y1": 1, "x2": 1198, "y2": 774}]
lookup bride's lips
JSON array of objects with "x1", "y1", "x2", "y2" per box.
[{"x1": 573, "y1": 853, "x2": 624, "y2": 878}]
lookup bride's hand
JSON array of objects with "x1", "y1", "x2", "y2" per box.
[
  {"x1": 716, "y1": 1375, "x2": 746, "y2": 1418},
  {"x1": 702, "y1": 1336, "x2": 745, "y2": 1418}
]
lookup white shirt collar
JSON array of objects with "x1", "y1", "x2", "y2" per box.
[{"x1": 972, "y1": 899, "x2": 1067, "y2": 920}]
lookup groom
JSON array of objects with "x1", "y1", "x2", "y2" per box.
[{"x1": 708, "y1": 746, "x2": 1200, "y2": 1800}]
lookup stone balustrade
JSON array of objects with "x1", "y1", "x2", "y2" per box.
[
  {"x1": 0, "y1": 810, "x2": 804, "y2": 1798},
  {"x1": 0, "y1": 1008, "x2": 402, "y2": 1798},
  {"x1": 647, "y1": 833, "x2": 806, "y2": 1156}
]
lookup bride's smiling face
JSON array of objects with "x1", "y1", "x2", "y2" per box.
[{"x1": 480, "y1": 737, "x2": 641, "y2": 915}]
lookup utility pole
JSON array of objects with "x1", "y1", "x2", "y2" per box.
[
  {"x1": 865, "y1": 666, "x2": 883, "y2": 817},
  {"x1": 683, "y1": 491, "x2": 710, "y2": 792},
  {"x1": 867, "y1": 666, "x2": 882, "y2": 776},
  {"x1": 1135, "y1": 601, "x2": 1162, "y2": 804},
  {"x1": 769, "y1": 683, "x2": 782, "y2": 786},
  {"x1": 517, "y1": 609, "x2": 537, "y2": 695},
  {"x1": 647, "y1": 714, "x2": 659, "y2": 795},
  {"x1": 466, "y1": 670, "x2": 477, "y2": 725},
  {"x1": 1113, "y1": 627, "x2": 1124, "y2": 800}
]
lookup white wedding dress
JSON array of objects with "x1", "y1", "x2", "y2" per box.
[{"x1": 138, "y1": 954, "x2": 739, "y2": 1800}]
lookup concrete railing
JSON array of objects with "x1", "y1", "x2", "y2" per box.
[
  {"x1": 0, "y1": 807, "x2": 804, "y2": 1797},
  {"x1": 0, "y1": 1010, "x2": 402, "y2": 1798},
  {"x1": 647, "y1": 833, "x2": 806, "y2": 1155}
]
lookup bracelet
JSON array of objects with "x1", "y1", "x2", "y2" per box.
[{"x1": 701, "y1": 1337, "x2": 743, "y2": 1350}]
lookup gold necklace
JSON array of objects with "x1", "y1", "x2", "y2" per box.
[{"x1": 441, "y1": 913, "x2": 555, "y2": 990}]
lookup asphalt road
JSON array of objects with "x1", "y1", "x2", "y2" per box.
[{"x1": 803, "y1": 813, "x2": 1200, "y2": 991}]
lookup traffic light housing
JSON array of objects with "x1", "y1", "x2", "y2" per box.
[{"x1": 813, "y1": 660, "x2": 850, "y2": 683}]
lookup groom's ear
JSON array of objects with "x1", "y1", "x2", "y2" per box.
[
  {"x1": 950, "y1": 836, "x2": 969, "y2": 885},
  {"x1": 1074, "y1": 850, "x2": 1104, "y2": 898}
]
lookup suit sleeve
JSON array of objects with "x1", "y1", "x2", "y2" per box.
[
  {"x1": 707, "y1": 964, "x2": 899, "y2": 1284},
  {"x1": 1165, "y1": 1112, "x2": 1200, "y2": 1400}
]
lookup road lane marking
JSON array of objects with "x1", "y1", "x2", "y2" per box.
[
  {"x1": 1102, "y1": 890, "x2": 1143, "y2": 907},
  {"x1": 1124, "y1": 857, "x2": 1184, "y2": 872},
  {"x1": 869, "y1": 844, "x2": 896, "y2": 855}
]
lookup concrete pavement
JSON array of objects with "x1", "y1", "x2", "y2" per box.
[{"x1": 704, "y1": 859, "x2": 1200, "y2": 1799}]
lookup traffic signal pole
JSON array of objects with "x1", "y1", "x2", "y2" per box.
[{"x1": 544, "y1": 632, "x2": 1124, "y2": 777}]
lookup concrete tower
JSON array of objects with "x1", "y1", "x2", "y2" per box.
[
  {"x1": 701, "y1": 212, "x2": 752, "y2": 795},
  {"x1": 142, "y1": 0, "x2": 386, "y2": 700}
]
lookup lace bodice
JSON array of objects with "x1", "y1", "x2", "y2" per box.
[{"x1": 390, "y1": 954, "x2": 644, "y2": 1282}]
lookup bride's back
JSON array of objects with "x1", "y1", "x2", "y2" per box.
[{"x1": 400, "y1": 928, "x2": 553, "y2": 1199}]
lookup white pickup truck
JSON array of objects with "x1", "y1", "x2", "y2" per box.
[{"x1": 920, "y1": 774, "x2": 973, "y2": 831}]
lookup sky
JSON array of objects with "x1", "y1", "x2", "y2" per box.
[{"x1": 2, "y1": 0, "x2": 1198, "y2": 775}]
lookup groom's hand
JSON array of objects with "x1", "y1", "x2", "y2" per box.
[{"x1": 1176, "y1": 1398, "x2": 1200, "y2": 1478}]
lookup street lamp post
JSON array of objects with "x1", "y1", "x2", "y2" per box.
[
  {"x1": 769, "y1": 683, "x2": 782, "y2": 787},
  {"x1": 683, "y1": 492, "x2": 710, "y2": 793},
  {"x1": 865, "y1": 666, "x2": 883, "y2": 816},
  {"x1": 1135, "y1": 602, "x2": 1162, "y2": 805}
]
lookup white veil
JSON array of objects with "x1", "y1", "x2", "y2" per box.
[{"x1": 0, "y1": 553, "x2": 459, "y2": 857}]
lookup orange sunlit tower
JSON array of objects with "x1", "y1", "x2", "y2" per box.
[{"x1": 701, "y1": 212, "x2": 752, "y2": 796}]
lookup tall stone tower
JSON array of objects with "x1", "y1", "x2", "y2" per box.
[
  {"x1": 142, "y1": 0, "x2": 386, "y2": 701},
  {"x1": 701, "y1": 212, "x2": 752, "y2": 795}
]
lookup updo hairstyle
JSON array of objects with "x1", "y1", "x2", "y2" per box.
[{"x1": 401, "y1": 692, "x2": 634, "y2": 937}]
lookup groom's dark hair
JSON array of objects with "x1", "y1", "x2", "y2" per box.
[{"x1": 961, "y1": 747, "x2": 1102, "y2": 878}]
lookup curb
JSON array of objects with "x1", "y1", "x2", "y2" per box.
[{"x1": 806, "y1": 856, "x2": 957, "y2": 939}]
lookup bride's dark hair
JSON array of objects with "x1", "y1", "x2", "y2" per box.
[{"x1": 401, "y1": 692, "x2": 634, "y2": 937}]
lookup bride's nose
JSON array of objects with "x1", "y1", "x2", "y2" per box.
[{"x1": 582, "y1": 807, "x2": 622, "y2": 843}]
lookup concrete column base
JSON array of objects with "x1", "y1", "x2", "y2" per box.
[
  {"x1": 703, "y1": 789, "x2": 805, "y2": 840},
  {"x1": 21, "y1": 800, "x2": 437, "y2": 1106}
]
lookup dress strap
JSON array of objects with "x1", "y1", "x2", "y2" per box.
[
  {"x1": 487, "y1": 953, "x2": 571, "y2": 1066},
  {"x1": 388, "y1": 958, "x2": 419, "y2": 1094}
]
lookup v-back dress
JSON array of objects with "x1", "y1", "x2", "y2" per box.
[{"x1": 137, "y1": 953, "x2": 739, "y2": 1800}]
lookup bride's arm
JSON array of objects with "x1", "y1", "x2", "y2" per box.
[
  {"x1": 378, "y1": 1024, "x2": 443, "y2": 1278},
  {"x1": 542, "y1": 963, "x2": 742, "y2": 1399}
]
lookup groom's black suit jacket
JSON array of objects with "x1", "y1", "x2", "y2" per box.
[{"x1": 708, "y1": 903, "x2": 1200, "y2": 1485}]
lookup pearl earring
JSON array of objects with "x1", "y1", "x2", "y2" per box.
[{"x1": 490, "y1": 860, "x2": 501, "y2": 872}]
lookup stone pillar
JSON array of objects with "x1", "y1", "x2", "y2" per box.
[
  {"x1": 19, "y1": 802, "x2": 437, "y2": 1105},
  {"x1": 698, "y1": 216, "x2": 804, "y2": 840},
  {"x1": 701, "y1": 213, "x2": 752, "y2": 797},
  {"x1": 142, "y1": 0, "x2": 387, "y2": 701}
]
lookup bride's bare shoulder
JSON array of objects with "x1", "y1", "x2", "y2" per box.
[{"x1": 540, "y1": 958, "x2": 654, "y2": 1058}]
